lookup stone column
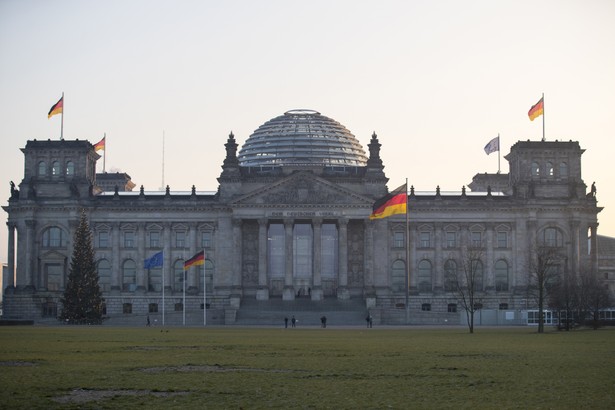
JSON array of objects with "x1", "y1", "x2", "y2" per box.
[
  {"x1": 187, "y1": 224, "x2": 198, "y2": 294},
  {"x1": 485, "y1": 225, "x2": 495, "y2": 293},
  {"x1": 136, "y1": 223, "x2": 146, "y2": 293},
  {"x1": 364, "y1": 220, "x2": 376, "y2": 308},
  {"x1": 590, "y1": 223, "x2": 598, "y2": 273},
  {"x1": 24, "y1": 220, "x2": 36, "y2": 290},
  {"x1": 569, "y1": 220, "x2": 580, "y2": 276},
  {"x1": 409, "y1": 223, "x2": 418, "y2": 294},
  {"x1": 256, "y1": 218, "x2": 270, "y2": 300},
  {"x1": 433, "y1": 223, "x2": 443, "y2": 293},
  {"x1": 337, "y1": 218, "x2": 349, "y2": 300},
  {"x1": 232, "y1": 219, "x2": 243, "y2": 295},
  {"x1": 311, "y1": 218, "x2": 323, "y2": 301},
  {"x1": 162, "y1": 223, "x2": 172, "y2": 293},
  {"x1": 111, "y1": 223, "x2": 121, "y2": 293},
  {"x1": 6, "y1": 222, "x2": 15, "y2": 289},
  {"x1": 283, "y1": 219, "x2": 295, "y2": 300}
]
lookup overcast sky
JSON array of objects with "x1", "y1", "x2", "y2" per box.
[{"x1": 1, "y1": 0, "x2": 614, "y2": 266}]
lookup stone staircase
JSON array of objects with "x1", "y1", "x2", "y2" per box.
[{"x1": 235, "y1": 297, "x2": 369, "y2": 327}]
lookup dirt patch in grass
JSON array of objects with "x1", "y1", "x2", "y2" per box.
[
  {"x1": 141, "y1": 364, "x2": 299, "y2": 374},
  {"x1": 0, "y1": 361, "x2": 38, "y2": 366},
  {"x1": 52, "y1": 388, "x2": 189, "y2": 404}
]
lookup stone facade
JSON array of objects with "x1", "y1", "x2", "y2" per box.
[{"x1": 1, "y1": 126, "x2": 608, "y2": 324}]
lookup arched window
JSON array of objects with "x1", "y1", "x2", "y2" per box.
[
  {"x1": 174, "y1": 260, "x2": 185, "y2": 291},
  {"x1": 148, "y1": 266, "x2": 162, "y2": 292},
  {"x1": 97, "y1": 259, "x2": 111, "y2": 292},
  {"x1": 52, "y1": 161, "x2": 61, "y2": 176},
  {"x1": 495, "y1": 260, "x2": 509, "y2": 292},
  {"x1": 122, "y1": 260, "x2": 136, "y2": 292},
  {"x1": 42, "y1": 227, "x2": 66, "y2": 248},
  {"x1": 66, "y1": 161, "x2": 75, "y2": 175},
  {"x1": 546, "y1": 162, "x2": 554, "y2": 177},
  {"x1": 418, "y1": 260, "x2": 432, "y2": 292},
  {"x1": 38, "y1": 161, "x2": 47, "y2": 176},
  {"x1": 471, "y1": 259, "x2": 484, "y2": 291},
  {"x1": 531, "y1": 162, "x2": 540, "y2": 177},
  {"x1": 543, "y1": 227, "x2": 563, "y2": 247},
  {"x1": 444, "y1": 259, "x2": 457, "y2": 292},
  {"x1": 391, "y1": 260, "x2": 406, "y2": 292},
  {"x1": 559, "y1": 162, "x2": 568, "y2": 178}
]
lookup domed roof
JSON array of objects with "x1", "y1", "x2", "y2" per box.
[{"x1": 238, "y1": 110, "x2": 368, "y2": 167}]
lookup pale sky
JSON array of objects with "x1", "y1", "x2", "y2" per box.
[{"x1": 1, "y1": 0, "x2": 614, "y2": 266}]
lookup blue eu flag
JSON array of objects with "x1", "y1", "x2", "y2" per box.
[{"x1": 144, "y1": 251, "x2": 163, "y2": 269}]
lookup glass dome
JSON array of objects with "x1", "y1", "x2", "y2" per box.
[{"x1": 238, "y1": 110, "x2": 368, "y2": 167}]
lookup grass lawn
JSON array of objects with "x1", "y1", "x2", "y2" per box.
[{"x1": 0, "y1": 326, "x2": 614, "y2": 409}]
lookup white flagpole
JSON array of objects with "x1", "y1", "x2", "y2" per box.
[
  {"x1": 542, "y1": 92, "x2": 545, "y2": 142},
  {"x1": 203, "y1": 251, "x2": 207, "y2": 326},
  {"x1": 162, "y1": 253, "x2": 165, "y2": 327},
  {"x1": 497, "y1": 133, "x2": 501, "y2": 174},
  {"x1": 405, "y1": 178, "x2": 410, "y2": 325},
  {"x1": 60, "y1": 92, "x2": 64, "y2": 140},
  {"x1": 183, "y1": 268, "x2": 186, "y2": 326},
  {"x1": 103, "y1": 133, "x2": 107, "y2": 173}
]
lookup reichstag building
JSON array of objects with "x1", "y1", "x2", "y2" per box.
[{"x1": 2, "y1": 109, "x2": 607, "y2": 325}]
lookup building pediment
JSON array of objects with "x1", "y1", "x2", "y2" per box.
[{"x1": 230, "y1": 172, "x2": 374, "y2": 207}]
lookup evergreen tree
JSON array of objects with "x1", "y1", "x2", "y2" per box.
[{"x1": 60, "y1": 210, "x2": 103, "y2": 324}]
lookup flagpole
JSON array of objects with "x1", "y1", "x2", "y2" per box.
[
  {"x1": 405, "y1": 178, "x2": 410, "y2": 325},
  {"x1": 103, "y1": 133, "x2": 106, "y2": 173},
  {"x1": 203, "y1": 251, "x2": 207, "y2": 327},
  {"x1": 497, "y1": 133, "x2": 501, "y2": 174},
  {"x1": 60, "y1": 92, "x2": 64, "y2": 140},
  {"x1": 162, "y1": 253, "x2": 165, "y2": 327},
  {"x1": 542, "y1": 92, "x2": 545, "y2": 142},
  {"x1": 183, "y1": 267, "x2": 186, "y2": 326}
]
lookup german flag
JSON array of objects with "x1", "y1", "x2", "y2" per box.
[
  {"x1": 184, "y1": 250, "x2": 205, "y2": 270},
  {"x1": 528, "y1": 97, "x2": 544, "y2": 121},
  {"x1": 93, "y1": 136, "x2": 105, "y2": 151},
  {"x1": 47, "y1": 96, "x2": 63, "y2": 119},
  {"x1": 369, "y1": 184, "x2": 407, "y2": 220}
]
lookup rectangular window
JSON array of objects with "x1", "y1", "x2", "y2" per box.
[
  {"x1": 98, "y1": 231, "x2": 109, "y2": 248},
  {"x1": 471, "y1": 231, "x2": 482, "y2": 247},
  {"x1": 46, "y1": 264, "x2": 62, "y2": 291},
  {"x1": 447, "y1": 303, "x2": 457, "y2": 313},
  {"x1": 174, "y1": 303, "x2": 183, "y2": 312},
  {"x1": 419, "y1": 232, "x2": 431, "y2": 248},
  {"x1": 201, "y1": 231, "x2": 212, "y2": 248},
  {"x1": 394, "y1": 232, "x2": 404, "y2": 248},
  {"x1": 421, "y1": 303, "x2": 431, "y2": 311},
  {"x1": 124, "y1": 231, "x2": 135, "y2": 248},
  {"x1": 497, "y1": 231, "x2": 508, "y2": 248},
  {"x1": 149, "y1": 231, "x2": 160, "y2": 248},
  {"x1": 175, "y1": 231, "x2": 186, "y2": 248},
  {"x1": 148, "y1": 303, "x2": 158, "y2": 313},
  {"x1": 445, "y1": 232, "x2": 457, "y2": 248}
]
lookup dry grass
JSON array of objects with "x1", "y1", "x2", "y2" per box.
[{"x1": 0, "y1": 326, "x2": 614, "y2": 409}]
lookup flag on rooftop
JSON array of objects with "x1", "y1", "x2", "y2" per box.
[
  {"x1": 47, "y1": 96, "x2": 63, "y2": 118},
  {"x1": 484, "y1": 136, "x2": 500, "y2": 155},
  {"x1": 528, "y1": 97, "x2": 544, "y2": 121},
  {"x1": 369, "y1": 184, "x2": 407, "y2": 220},
  {"x1": 93, "y1": 136, "x2": 105, "y2": 151}
]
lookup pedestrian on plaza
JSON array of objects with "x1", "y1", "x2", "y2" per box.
[{"x1": 291, "y1": 315, "x2": 296, "y2": 328}]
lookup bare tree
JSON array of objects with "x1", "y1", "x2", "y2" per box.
[
  {"x1": 549, "y1": 271, "x2": 579, "y2": 331},
  {"x1": 527, "y1": 245, "x2": 562, "y2": 333},
  {"x1": 449, "y1": 247, "x2": 484, "y2": 334},
  {"x1": 577, "y1": 270, "x2": 611, "y2": 329}
]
